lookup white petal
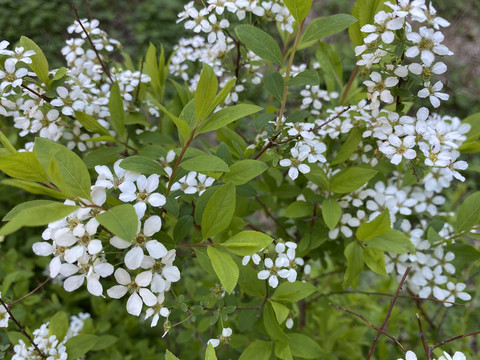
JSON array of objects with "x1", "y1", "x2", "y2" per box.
[
  {"x1": 126, "y1": 292, "x2": 143, "y2": 316},
  {"x1": 268, "y1": 275, "x2": 279, "y2": 288},
  {"x1": 148, "y1": 193, "x2": 166, "y2": 207},
  {"x1": 110, "y1": 236, "x2": 131, "y2": 249},
  {"x1": 125, "y1": 247, "x2": 145, "y2": 270},
  {"x1": 257, "y1": 270, "x2": 270, "y2": 280},
  {"x1": 135, "y1": 271, "x2": 153, "y2": 287},
  {"x1": 32, "y1": 242, "x2": 54, "y2": 256},
  {"x1": 146, "y1": 240, "x2": 168, "y2": 259},
  {"x1": 86, "y1": 276, "x2": 103, "y2": 296},
  {"x1": 88, "y1": 239, "x2": 102, "y2": 254},
  {"x1": 65, "y1": 245, "x2": 84, "y2": 263},
  {"x1": 143, "y1": 216, "x2": 162, "y2": 236},
  {"x1": 162, "y1": 266, "x2": 181, "y2": 282},
  {"x1": 139, "y1": 288, "x2": 157, "y2": 306},
  {"x1": 114, "y1": 268, "x2": 131, "y2": 285},
  {"x1": 94, "y1": 262, "x2": 114, "y2": 277},
  {"x1": 63, "y1": 275, "x2": 85, "y2": 292}
]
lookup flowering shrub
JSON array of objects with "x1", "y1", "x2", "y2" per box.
[{"x1": 1, "y1": 0, "x2": 480, "y2": 359}]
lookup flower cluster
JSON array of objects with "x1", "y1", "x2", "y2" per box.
[
  {"x1": 398, "y1": 350, "x2": 466, "y2": 360},
  {"x1": 12, "y1": 313, "x2": 90, "y2": 360}
]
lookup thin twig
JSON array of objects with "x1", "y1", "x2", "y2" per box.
[
  {"x1": 417, "y1": 313, "x2": 431, "y2": 360},
  {"x1": 86, "y1": 0, "x2": 93, "y2": 21},
  {"x1": 21, "y1": 84, "x2": 50, "y2": 102},
  {"x1": 0, "y1": 298, "x2": 47, "y2": 359},
  {"x1": 72, "y1": 5, "x2": 114, "y2": 83},
  {"x1": 257, "y1": 279, "x2": 269, "y2": 319},
  {"x1": 331, "y1": 302, "x2": 406, "y2": 353},
  {"x1": 431, "y1": 330, "x2": 480, "y2": 351},
  {"x1": 339, "y1": 65, "x2": 358, "y2": 106},
  {"x1": 366, "y1": 266, "x2": 411, "y2": 360},
  {"x1": 255, "y1": 197, "x2": 289, "y2": 236},
  {"x1": 8, "y1": 278, "x2": 51, "y2": 307},
  {"x1": 134, "y1": 56, "x2": 145, "y2": 104}
]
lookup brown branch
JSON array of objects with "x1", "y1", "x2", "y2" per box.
[
  {"x1": 175, "y1": 243, "x2": 212, "y2": 249},
  {"x1": 331, "y1": 302, "x2": 406, "y2": 353},
  {"x1": 0, "y1": 298, "x2": 47, "y2": 359},
  {"x1": 85, "y1": 0, "x2": 93, "y2": 21},
  {"x1": 431, "y1": 330, "x2": 480, "y2": 351},
  {"x1": 417, "y1": 313, "x2": 431, "y2": 360},
  {"x1": 339, "y1": 65, "x2": 358, "y2": 106},
  {"x1": 72, "y1": 5, "x2": 114, "y2": 83},
  {"x1": 366, "y1": 266, "x2": 411, "y2": 360},
  {"x1": 21, "y1": 84, "x2": 50, "y2": 102},
  {"x1": 8, "y1": 277, "x2": 51, "y2": 307},
  {"x1": 257, "y1": 278, "x2": 269, "y2": 319}
]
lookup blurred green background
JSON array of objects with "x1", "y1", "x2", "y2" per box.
[{"x1": 1, "y1": 0, "x2": 478, "y2": 117}]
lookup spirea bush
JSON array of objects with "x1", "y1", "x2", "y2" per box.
[{"x1": 1, "y1": 0, "x2": 480, "y2": 359}]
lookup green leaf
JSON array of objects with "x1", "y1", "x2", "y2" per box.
[
  {"x1": 356, "y1": 209, "x2": 391, "y2": 241},
  {"x1": 96, "y1": 204, "x2": 138, "y2": 242},
  {"x1": 205, "y1": 343, "x2": 218, "y2": 360},
  {"x1": 65, "y1": 334, "x2": 98, "y2": 359},
  {"x1": 275, "y1": 341, "x2": 293, "y2": 360},
  {"x1": 198, "y1": 104, "x2": 263, "y2": 134},
  {"x1": 282, "y1": 0, "x2": 312, "y2": 23},
  {"x1": 456, "y1": 192, "x2": 480, "y2": 232},
  {"x1": 90, "y1": 335, "x2": 118, "y2": 351},
  {"x1": 173, "y1": 215, "x2": 193, "y2": 243},
  {"x1": 332, "y1": 127, "x2": 362, "y2": 165},
  {"x1": 322, "y1": 198, "x2": 342, "y2": 230},
  {"x1": 299, "y1": 14, "x2": 358, "y2": 49},
  {"x1": 195, "y1": 64, "x2": 218, "y2": 122},
  {"x1": 166, "y1": 349, "x2": 181, "y2": 360},
  {"x1": 236, "y1": 25, "x2": 284, "y2": 65},
  {"x1": 349, "y1": 0, "x2": 389, "y2": 46},
  {"x1": 445, "y1": 243, "x2": 480, "y2": 265},
  {"x1": 368, "y1": 230, "x2": 414, "y2": 254},
  {"x1": 265, "y1": 72, "x2": 284, "y2": 102},
  {"x1": 316, "y1": 41, "x2": 342, "y2": 92},
  {"x1": 74, "y1": 111, "x2": 111, "y2": 137},
  {"x1": 180, "y1": 155, "x2": 229, "y2": 173},
  {"x1": 19, "y1": 36, "x2": 49, "y2": 84},
  {"x1": 284, "y1": 201, "x2": 313, "y2": 218},
  {"x1": 0, "y1": 130, "x2": 16, "y2": 153},
  {"x1": 285, "y1": 70, "x2": 320, "y2": 86},
  {"x1": 288, "y1": 333, "x2": 324, "y2": 359},
  {"x1": 207, "y1": 247, "x2": 239, "y2": 294},
  {"x1": 50, "y1": 67, "x2": 67, "y2": 82},
  {"x1": 0, "y1": 201, "x2": 78, "y2": 236},
  {"x1": 145, "y1": 43, "x2": 162, "y2": 99},
  {"x1": 202, "y1": 182, "x2": 236, "y2": 239},
  {"x1": 1, "y1": 179, "x2": 66, "y2": 199},
  {"x1": 269, "y1": 300, "x2": 290, "y2": 324},
  {"x1": 224, "y1": 160, "x2": 268, "y2": 185},
  {"x1": 271, "y1": 281, "x2": 316, "y2": 302},
  {"x1": 2, "y1": 200, "x2": 56, "y2": 221},
  {"x1": 108, "y1": 83, "x2": 126, "y2": 141},
  {"x1": 151, "y1": 99, "x2": 191, "y2": 144},
  {"x1": 0, "y1": 152, "x2": 47, "y2": 182},
  {"x1": 83, "y1": 147, "x2": 125, "y2": 168},
  {"x1": 363, "y1": 247, "x2": 387, "y2": 275},
  {"x1": 34, "y1": 137, "x2": 91, "y2": 200},
  {"x1": 263, "y1": 302, "x2": 289, "y2": 341},
  {"x1": 212, "y1": 78, "x2": 237, "y2": 110},
  {"x1": 119, "y1": 156, "x2": 167, "y2": 176},
  {"x1": 222, "y1": 230, "x2": 274, "y2": 256},
  {"x1": 343, "y1": 241, "x2": 364, "y2": 288},
  {"x1": 239, "y1": 341, "x2": 273, "y2": 360},
  {"x1": 331, "y1": 166, "x2": 377, "y2": 193},
  {"x1": 49, "y1": 312, "x2": 69, "y2": 342}
]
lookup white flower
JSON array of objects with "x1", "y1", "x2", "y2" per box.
[
  {"x1": 208, "y1": 327, "x2": 232, "y2": 348},
  {"x1": 279, "y1": 146, "x2": 310, "y2": 180},
  {"x1": 443, "y1": 282, "x2": 471, "y2": 307},
  {"x1": 397, "y1": 351, "x2": 417, "y2": 360},
  {"x1": 417, "y1": 81, "x2": 449, "y2": 108},
  {"x1": 107, "y1": 268, "x2": 157, "y2": 316},
  {"x1": 405, "y1": 27, "x2": 453, "y2": 66},
  {"x1": 119, "y1": 174, "x2": 167, "y2": 218},
  {"x1": 0, "y1": 58, "x2": 28, "y2": 91},
  {"x1": 438, "y1": 351, "x2": 466, "y2": 360},
  {"x1": 361, "y1": 11, "x2": 404, "y2": 44},
  {"x1": 378, "y1": 134, "x2": 416, "y2": 165},
  {"x1": 144, "y1": 292, "x2": 170, "y2": 327},
  {"x1": 51, "y1": 86, "x2": 86, "y2": 116},
  {"x1": 0, "y1": 295, "x2": 10, "y2": 328}
]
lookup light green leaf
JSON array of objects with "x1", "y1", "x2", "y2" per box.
[
  {"x1": 332, "y1": 127, "x2": 362, "y2": 165},
  {"x1": 166, "y1": 349, "x2": 181, "y2": 360},
  {"x1": 2, "y1": 200, "x2": 57, "y2": 221},
  {"x1": 145, "y1": 43, "x2": 162, "y2": 99},
  {"x1": 83, "y1": 147, "x2": 125, "y2": 168},
  {"x1": 284, "y1": 201, "x2": 313, "y2": 218},
  {"x1": 343, "y1": 241, "x2": 364, "y2": 288},
  {"x1": 222, "y1": 230, "x2": 274, "y2": 256},
  {"x1": 108, "y1": 83, "x2": 126, "y2": 141},
  {"x1": 65, "y1": 334, "x2": 98, "y2": 359},
  {"x1": 271, "y1": 281, "x2": 316, "y2": 302},
  {"x1": 282, "y1": 0, "x2": 312, "y2": 23},
  {"x1": 202, "y1": 182, "x2": 236, "y2": 239},
  {"x1": 150, "y1": 98, "x2": 191, "y2": 144},
  {"x1": 269, "y1": 300, "x2": 290, "y2": 324},
  {"x1": 195, "y1": 64, "x2": 218, "y2": 122},
  {"x1": 275, "y1": 341, "x2": 293, "y2": 360},
  {"x1": 0, "y1": 201, "x2": 78, "y2": 236},
  {"x1": 207, "y1": 247, "x2": 239, "y2": 294},
  {"x1": 0, "y1": 130, "x2": 17, "y2": 153},
  {"x1": 119, "y1": 156, "x2": 167, "y2": 176},
  {"x1": 265, "y1": 72, "x2": 284, "y2": 102},
  {"x1": 349, "y1": 0, "x2": 389, "y2": 46},
  {"x1": 316, "y1": 41, "x2": 342, "y2": 92},
  {"x1": 0, "y1": 152, "x2": 47, "y2": 182},
  {"x1": 356, "y1": 209, "x2": 391, "y2": 241},
  {"x1": 74, "y1": 111, "x2": 111, "y2": 137},
  {"x1": 322, "y1": 198, "x2": 342, "y2": 230},
  {"x1": 368, "y1": 230, "x2": 415, "y2": 254},
  {"x1": 285, "y1": 70, "x2": 320, "y2": 86},
  {"x1": 198, "y1": 104, "x2": 263, "y2": 134},
  {"x1": 300, "y1": 14, "x2": 358, "y2": 49},
  {"x1": 211, "y1": 78, "x2": 237, "y2": 110},
  {"x1": 90, "y1": 335, "x2": 118, "y2": 351},
  {"x1": 363, "y1": 247, "x2": 387, "y2": 275},
  {"x1": 224, "y1": 160, "x2": 268, "y2": 185},
  {"x1": 263, "y1": 302, "x2": 289, "y2": 341},
  {"x1": 288, "y1": 333, "x2": 324, "y2": 359},
  {"x1": 331, "y1": 166, "x2": 377, "y2": 193},
  {"x1": 96, "y1": 204, "x2": 138, "y2": 242},
  {"x1": 456, "y1": 192, "x2": 480, "y2": 232},
  {"x1": 49, "y1": 312, "x2": 69, "y2": 342},
  {"x1": 19, "y1": 36, "x2": 49, "y2": 84},
  {"x1": 239, "y1": 340, "x2": 273, "y2": 360},
  {"x1": 180, "y1": 155, "x2": 229, "y2": 173},
  {"x1": 1, "y1": 179, "x2": 66, "y2": 199},
  {"x1": 236, "y1": 25, "x2": 284, "y2": 65}
]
